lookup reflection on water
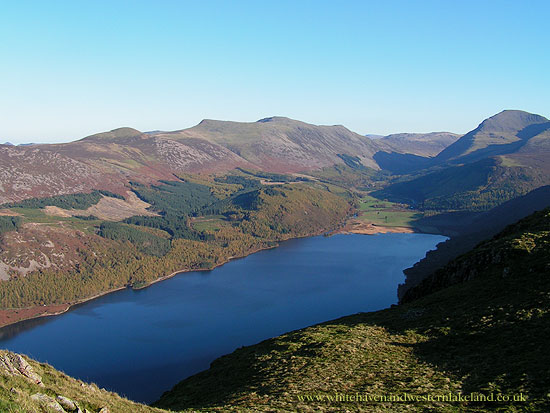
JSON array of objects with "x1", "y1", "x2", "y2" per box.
[{"x1": 0, "y1": 233, "x2": 446, "y2": 403}]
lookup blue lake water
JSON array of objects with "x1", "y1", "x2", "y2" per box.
[{"x1": 0, "y1": 233, "x2": 445, "y2": 403}]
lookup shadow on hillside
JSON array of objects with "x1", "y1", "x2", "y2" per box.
[
  {"x1": 373, "y1": 270, "x2": 550, "y2": 405},
  {"x1": 153, "y1": 270, "x2": 550, "y2": 410}
]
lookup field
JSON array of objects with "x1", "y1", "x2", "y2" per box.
[
  {"x1": 190, "y1": 215, "x2": 230, "y2": 232},
  {"x1": 357, "y1": 195, "x2": 423, "y2": 228}
]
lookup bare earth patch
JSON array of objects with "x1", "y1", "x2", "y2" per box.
[
  {"x1": 43, "y1": 191, "x2": 157, "y2": 221},
  {"x1": 43, "y1": 206, "x2": 72, "y2": 217},
  {"x1": 0, "y1": 209, "x2": 20, "y2": 216},
  {"x1": 337, "y1": 219, "x2": 415, "y2": 235},
  {"x1": 82, "y1": 191, "x2": 157, "y2": 220}
]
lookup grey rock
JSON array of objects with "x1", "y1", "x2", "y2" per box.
[
  {"x1": 0, "y1": 352, "x2": 44, "y2": 386},
  {"x1": 56, "y1": 395, "x2": 77, "y2": 411},
  {"x1": 31, "y1": 392, "x2": 67, "y2": 412}
]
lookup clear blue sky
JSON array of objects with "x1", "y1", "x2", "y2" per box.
[{"x1": 1, "y1": 0, "x2": 549, "y2": 143}]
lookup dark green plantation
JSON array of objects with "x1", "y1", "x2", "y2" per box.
[
  {"x1": 0, "y1": 216, "x2": 21, "y2": 235},
  {"x1": 4, "y1": 190, "x2": 124, "y2": 210}
]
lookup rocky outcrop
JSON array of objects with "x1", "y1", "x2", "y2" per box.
[
  {"x1": 31, "y1": 393, "x2": 68, "y2": 412},
  {"x1": 56, "y1": 395, "x2": 78, "y2": 411},
  {"x1": 0, "y1": 351, "x2": 44, "y2": 386}
]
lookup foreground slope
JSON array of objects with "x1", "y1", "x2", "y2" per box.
[
  {"x1": 0, "y1": 350, "x2": 167, "y2": 413},
  {"x1": 154, "y1": 209, "x2": 550, "y2": 412}
]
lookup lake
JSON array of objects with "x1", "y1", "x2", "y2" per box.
[{"x1": 0, "y1": 233, "x2": 445, "y2": 403}]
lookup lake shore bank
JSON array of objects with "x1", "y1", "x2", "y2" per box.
[
  {"x1": 0, "y1": 212, "x2": 432, "y2": 330},
  {"x1": 0, "y1": 237, "x2": 286, "y2": 329},
  {"x1": 334, "y1": 219, "x2": 416, "y2": 235}
]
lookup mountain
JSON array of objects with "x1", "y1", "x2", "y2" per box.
[
  {"x1": 435, "y1": 109, "x2": 550, "y2": 164},
  {"x1": 154, "y1": 208, "x2": 550, "y2": 412},
  {"x1": 372, "y1": 132, "x2": 461, "y2": 174},
  {"x1": 0, "y1": 118, "x2": 389, "y2": 204},
  {"x1": 374, "y1": 110, "x2": 550, "y2": 210},
  {"x1": 381, "y1": 132, "x2": 461, "y2": 157},
  {"x1": 153, "y1": 117, "x2": 386, "y2": 172},
  {"x1": 365, "y1": 133, "x2": 384, "y2": 139}
]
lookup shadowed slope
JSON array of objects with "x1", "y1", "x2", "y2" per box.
[{"x1": 154, "y1": 208, "x2": 550, "y2": 412}]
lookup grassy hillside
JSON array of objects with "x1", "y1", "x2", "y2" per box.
[
  {"x1": 154, "y1": 208, "x2": 550, "y2": 412},
  {"x1": 0, "y1": 350, "x2": 168, "y2": 413}
]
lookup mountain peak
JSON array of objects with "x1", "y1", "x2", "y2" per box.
[
  {"x1": 256, "y1": 116, "x2": 291, "y2": 123},
  {"x1": 477, "y1": 110, "x2": 548, "y2": 133},
  {"x1": 435, "y1": 110, "x2": 549, "y2": 162},
  {"x1": 82, "y1": 127, "x2": 143, "y2": 141}
]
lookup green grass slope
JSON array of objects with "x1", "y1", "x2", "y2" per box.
[
  {"x1": 0, "y1": 350, "x2": 168, "y2": 413},
  {"x1": 154, "y1": 209, "x2": 550, "y2": 412}
]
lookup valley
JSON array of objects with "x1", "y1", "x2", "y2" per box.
[{"x1": 1, "y1": 109, "x2": 549, "y2": 412}]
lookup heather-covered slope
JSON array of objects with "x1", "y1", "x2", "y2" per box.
[
  {"x1": 155, "y1": 117, "x2": 388, "y2": 172},
  {"x1": 0, "y1": 118, "x2": 389, "y2": 204}
]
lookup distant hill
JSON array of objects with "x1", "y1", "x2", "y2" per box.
[
  {"x1": 381, "y1": 132, "x2": 461, "y2": 157},
  {"x1": 0, "y1": 118, "x2": 390, "y2": 204},
  {"x1": 374, "y1": 110, "x2": 550, "y2": 210},
  {"x1": 154, "y1": 117, "x2": 387, "y2": 172},
  {"x1": 372, "y1": 132, "x2": 461, "y2": 174},
  {"x1": 435, "y1": 109, "x2": 550, "y2": 164}
]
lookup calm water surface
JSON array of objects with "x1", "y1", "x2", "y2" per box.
[{"x1": 0, "y1": 233, "x2": 445, "y2": 403}]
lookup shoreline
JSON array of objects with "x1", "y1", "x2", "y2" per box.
[
  {"x1": 333, "y1": 219, "x2": 416, "y2": 235},
  {"x1": 0, "y1": 217, "x2": 425, "y2": 330},
  {"x1": 0, "y1": 240, "x2": 287, "y2": 329}
]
